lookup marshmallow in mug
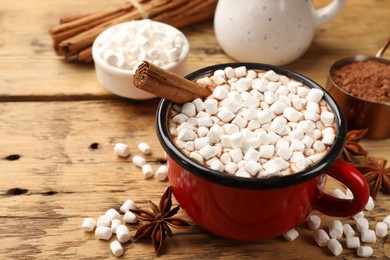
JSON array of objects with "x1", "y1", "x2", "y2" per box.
[
  {"x1": 95, "y1": 19, "x2": 186, "y2": 72},
  {"x1": 168, "y1": 66, "x2": 337, "y2": 178}
]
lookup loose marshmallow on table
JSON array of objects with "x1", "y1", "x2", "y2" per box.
[
  {"x1": 357, "y1": 246, "x2": 373, "y2": 258},
  {"x1": 313, "y1": 229, "x2": 330, "y2": 247},
  {"x1": 97, "y1": 215, "x2": 111, "y2": 227},
  {"x1": 110, "y1": 241, "x2": 124, "y2": 257},
  {"x1": 364, "y1": 196, "x2": 375, "y2": 211},
  {"x1": 375, "y1": 222, "x2": 388, "y2": 238},
  {"x1": 124, "y1": 211, "x2": 138, "y2": 224},
  {"x1": 307, "y1": 215, "x2": 321, "y2": 230},
  {"x1": 132, "y1": 155, "x2": 146, "y2": 167},
  {"x1": 105, "y1": 208, "x2": 120, "y2": 221},
  {"x1": 329, "y1": 220, "x2": 343, "y2": 239},
  {"x1": 116, "y1": 225, "x2": 131, "y2": 243},
  {"x1": 82, "y1": 218, "x2": 96, "y2": 232},
  {"x1": 346, "y1": 236, "x2": 360, "y2": 249},
  {"x1": 356, "y1": 217, "x2": 369, "y2": 232},
  {"x1": 120, "y1": 199, "x2": 137, "y2": 213},
  {"x1": 343, "y1": 223, "x2": 355, "y2": 237},
  {"x1": 141, "y1": 164, "x2": 154, "y2": 179},
  {"x1": 283, "y1": 229, "x2": 299, "y2": 241},
  {"x1": 96, "y1": 19, "x2": 187, "y2": 72},
  {"x1": 111, "y1": 219, "x2": 122, "y2": 234},
  {"x1": 327, "y1": 238, "x2": 343, "y2": 256},
  {"x1": 361, "y1": 229, "x2": 376, "y2": 243},
  {"x1": 114, "y1": 143, "x2": 130, "y2": 158},
  {"x1": 156, "y1": 165, "x2": 168, "y2": 181},
  {"x1": 95, "y1": 226, "x2": 112, "y2": 240},
  {"x1": 138, "y1": 142, "x2": 151, "y2": 155}
]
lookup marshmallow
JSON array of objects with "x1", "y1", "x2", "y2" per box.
[
  {"x1": 114, "y1": 143, "x2": 130, "y2": 158},
  {"x1": 264, "y1": 91, "x2": 278, "y2": 104},
  {"x1": 313, "y1": 141, "x2": 326, "y2": 152},
  {"x1": 307, "y1": 215, "x2": 321, "y2": 230},
  {"x1": 244, "y1": 159, "x2": 262, "y2": 176},
  {"x1": 364, "y1": 196, "x2": 375, "y2": 211},
  {"x1": 192, "y1": 98, "x2": 205, "y2": 112},
  {"x1": 199, "y1": 145, "x2": 217, "y2": 160},
  {"x1": 197, "y1": 126, "x2": 209, "y2": 137},
  {"x1": 105, "y1": 208, "x2": 120, "y2": 221},
  {"x1": 329, "y1": 220, "x2": 343, "y2": 239},
  {"x1": 110, "y1": 241, "x2": 124, "y2": 257},
  {"x1": 224, "y1": 67, "x2": 235, "y2": 79},
  {"x1": 217, "y1": 108, "x2": 236, "y2": 122},
  {"x1": 244, "y1": 148, "x2": 261, "y2": 161},
  {"x1": 346, "y1": 236, "x2": 360, "y2": 249},
  {"x1": 270, "y1": 100, "x2": 287, "y2": 115},
  {"x1": 124, "y1": 211, "x2": 138, "y2": 224},
  {"x1": 95, "y1": 226, "x2": 112, "y2": 240},
  {"x1": 357, "y1": 246, "x2": 373, "y2": 258},
  {"x1": 141, "y1": 164, "x2": 153, "y2": 179},
  {"x1": 283, "y1": 107, "x2": 300, "y2": 122},
  {"x1": 306, "y1": 88, "x2": 324, "y2": 103},
  {"x1": 204, "y1": 99, "x2": 218, "y2": 115},
  {"x1": 190, "y1": 151, "x2": 204, "y2": 164},
  {"x1": 263, "y1": 70, "x2": 280, "y2": 82},
  {"x1": 116, "y1": 225, "x2": 131, "y2": 242},
  {"x1": 343, "y1": 223, "x2": 355, "y2": 237},
  {"x1": 133, "y1": 155, "x2": 146, "y2": 168},
  {"x1": 120, "y1": 199, "x2": 137, "y2": 213},
  {"x1": 331, "y1": 188, "x2": 346, "y2": 199},
  {"x1": 353, "y1": 211, "x2": 365, "y2": 221},
  {"x1": 111, "y1": 219, "x2": 122, "y2": 234},
  {"x1": 322, "y1": 132, "x2": 336, "y2": 145},
  {"x1": 178, "y1": 128, "x2": 196, "y2": 141},
  {"x1": 283, "y1": 229, "x2": 299, "y2": 241},
  {"x1": 320, "y1": 111, "x2": 335, "y2": 126},
  {"x1": 356, "y1": 217, "x2": 369, "y2": 232},
  {"x1": 156, "y1": 165, "x2": 168, "y2": 181},
  {"x1": 82, "y1": 218, "x2": 96, "y2": 232},
  {"x1": 313, "y1": 229, "x2": 330, "y2": 247},
  {"x1": 213, "y1": 86, "x2": 230, "y2": 100},
  {"x1": 384, "y1": 215, "x2": 390, "y2": 228},
  {"x1": 259, "y1": 145, "x2": 274, "y2": 159},
  {"x1": 327, "y1": 238, "x2": 343, "y2": 256},
  {"x1": 361, "y1": 229, "x2": 376, "y2": 243},
  {"x1": 252, "y1": 78, "x2": 268, "y2": 92},
  {"x1": 234, "y1": 66, "x2": 247, "y2": 77},
  {"x1": 211, "y1": 74, "x2": 226, "y2": 85},
  {"x1": 271, "y1": 116, "x2": 287, "y2": 135},
  {"x1": 229, "y1": 149, "x2": 243, "y2": 163},
  {"x1": 375, "y1": 222, "x2": 388, "y2": 238},
  {"x1": 225, "y1": 162, "x2": 238, "y2": 174},
  {"x1": 97, "y1": 215, "x2": 111, "y2": 227}
]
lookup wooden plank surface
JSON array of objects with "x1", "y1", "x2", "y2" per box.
[{"x1": 0, "y1": 0, "x2": 389, "y2": 259}]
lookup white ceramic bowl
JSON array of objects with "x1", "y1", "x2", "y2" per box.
[{"x1": 92, "y1": 20, "x2": 189, "y2": 100}]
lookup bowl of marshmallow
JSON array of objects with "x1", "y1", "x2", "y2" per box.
[{"x1": 92, "y1": 19, "x2": 189, "y2": 99}]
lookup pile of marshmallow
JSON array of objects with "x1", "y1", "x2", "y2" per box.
[
  {"x1": 283, "y1": 188, "x2": 389, "y2": 257},
  {"x1": 82, "y1": 199, "x2": 139, "y2": 256},
  {"x1": 169, "y1": 66, "x2": 336, "y2": 177},
  {"x1": 95, "y1": 19, "x2": 187, "y2": 72}
]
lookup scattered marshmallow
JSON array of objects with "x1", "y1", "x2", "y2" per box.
[
  {"x1": 375, "y1": 222, "x2": 388, "y2": 238},
  {"x1": 156, "y1": 165, "x2": 168, "y2": 181},
  {"x1": 283, "y1": 229, "x2": 299, "y2": 241},
  {"x1": 356, "y1": 218, "x2": 369, "y2": 233},
  {"x1": 346, "y1": 236, "x2": 360, "y2": 249},
  {"x1": 357, "y1": 246, "x2": 373, "y2": 257},
  {"x1": 114, "y1": 143, "x2": 130, "y2": 158},
  {"x1": 313, "y1": 229, "x2": 330, "y2": 247},
  {"x1": 97, "y1": 215, "x2": 111, "y2": 227},
  {"x1": 111, "y1": 219, "x2": 122, "y2": 234},
  {"x1": 82, "y1": 218, "x2": 96, "y2": 232},
  {"x1": 343, "y1": 223, "x2": 355, "y2": 237},
  {"x1": 116, "y1": 225, "x2": 131, "y2": 242},
  {"x1": 307, "y1": 215, "x2": 321, "y2": 230},
  {"x1": 141, "y1": 164, "x2": 154, "y2": 179},
  {"x1": 120, "y1": 199, "x2": 137, "y2": 213},
  {"x1": 364, "y1": 196, "x2": 375, "y2": 211},
  {"x1": 361, "y1": 229, "x2": 376, "y2": 243},
  {"x1": 110, "y1": 241, "x2": 124, "y2": 257},
  {"x1": 384, "y1": 215, "x2": 390, "y2": 228},
  {"x1": 327, "y1": 238, "x2": 343, "y2": 256},
  {"x1": 138, "y1": 142, "x2": 151, "y2": 155},
  {"x1": 124, "y1": 211, "x2": 138, "y2": 224},
  {"x1": 132, "y1": 155, "x2": 146, "y2": 167},
  {"x1": 95, "y1": 226, "x2": 112, "y2": 240},
  {"x1": 329, "y1": 220, "x2": 343, "y2": 239},
  {"x1": 105, "y1": 208, "x2": 120, "y2": 221}
]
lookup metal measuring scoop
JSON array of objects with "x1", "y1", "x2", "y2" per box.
[{"x1": 327, "y1": 38, "x2": 390, "y2": 139}]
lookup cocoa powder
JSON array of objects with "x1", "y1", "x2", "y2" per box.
[{"x1": 332, "y1": 60, "x2": 390, "y2": 103}]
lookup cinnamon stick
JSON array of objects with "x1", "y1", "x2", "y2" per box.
[{"x1": 133, "y1": 61, "x2": 212, "y2": 103}]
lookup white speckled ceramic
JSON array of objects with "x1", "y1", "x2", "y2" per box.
[{"x1": 214, "y1": 0, "x2": 346, "y2": 65}]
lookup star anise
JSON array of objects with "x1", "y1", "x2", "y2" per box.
[
  {"x1": 355, "y1": 156, "x2": 390, "y2": 199},
  {"x1": 130, "y1": 187, "x2": 191, "y2": 256},
  {"x1": 342, "y1": 128, "x2": 368, "y2": 162}
]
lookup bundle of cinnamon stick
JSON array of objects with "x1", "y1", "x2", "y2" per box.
[{"x1": 48, "y1": 0, "x2": 217, "y2": 63}]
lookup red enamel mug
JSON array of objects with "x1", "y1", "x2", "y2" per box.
[{"x1": 156, "y1": 63, "x2": 370, "y2": 240}]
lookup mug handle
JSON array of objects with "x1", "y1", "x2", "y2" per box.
[{"x1": 315, "y1": 159, "x2": 370, "y2": 217}]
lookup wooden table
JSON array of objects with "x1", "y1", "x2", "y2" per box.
[{"x1": 1, "y1": 0, "x2": 389, "y2": 259}]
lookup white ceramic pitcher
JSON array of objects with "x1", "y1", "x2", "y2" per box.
[{"x1": 214, "y1": 0, "x2": 346, "y2": 65}]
